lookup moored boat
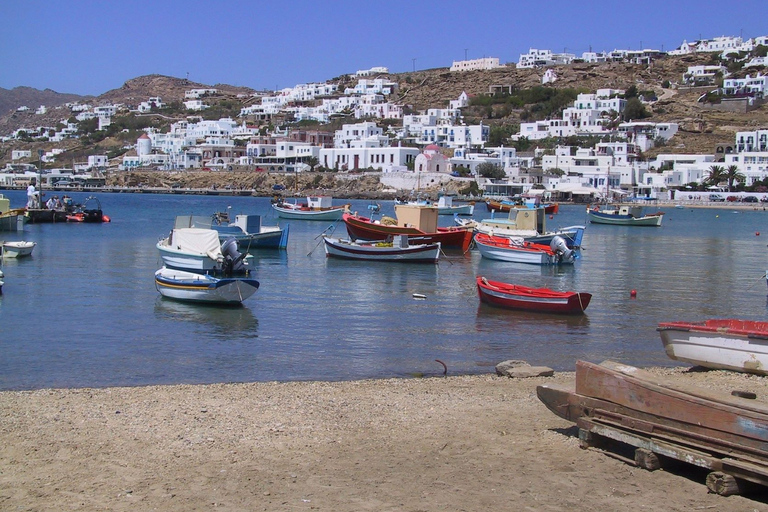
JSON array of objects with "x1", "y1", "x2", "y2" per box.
[
  {"x1": 657, "y1": 319, "x2": 768, "y2": 375},
  {"x1": 1, "y1": 240, "x2": 36, "y2": 258},
  {"x1": 456, "y1": 207, "x2": 585, "y2": 248},
  {"x1": 476, "y1": 276, "x2": 591, "y2": 313},
  {"x1": 157, "y1": 228, "x2": 252, "y2": 274},
  {"x1": 324, "y1": 235, "x2": 440, "y2": 262},
  {"x1": 0, "y1": 194, "x2": 26, "y2": 232},
  {"x1": 587, "y1": 203, "x2": 663, "y2": 226},
  {"x1": 486, "y1": 197, "x2": 559, "y2": 214},
  {"x1": 435, "y1": 195, "x2": 474, "y2": 216},
  {"x1": 154, "y1": 266, "x2": 259, "y2": 304},
  {"x1": 473, "y1": 232, "x2": 575, "y2": 265},
  {"x1": 65, "y1": 196, "x2": 111, "y2": 223},
  {"x1": 272, "y1": 195, "x2": 350, "y2": 220},
  {"x1": 342, "y1": 204, "x2": 473, "y2": 249},
  {"x1": 181, "y1": 213, "x2": 289, "y2": 249}
]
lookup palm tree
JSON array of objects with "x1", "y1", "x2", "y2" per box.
[
  {"x1": 724, "y1": 165, "x2": 747, "y2": 192},
  {"x1": 705, "y1": 165, "x2": 726, "y2": 189}
]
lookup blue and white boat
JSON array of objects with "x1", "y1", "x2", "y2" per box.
[
  {"x1": 587, "y1": 204, "x2": 664, "y2": 226},
  {"x1": 155, "y1": 266, "x2": 259, "y2": 304},
  {"x1": 180, "y1": 213, "x2": 289, "y2": 249},
  {"x1": 156, "y1": 228, "x2": 252, "y2": 273}
]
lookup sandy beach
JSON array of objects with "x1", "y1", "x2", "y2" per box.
[{"x1": 2, "y1": 366, "x2": 768, "y2": 511}]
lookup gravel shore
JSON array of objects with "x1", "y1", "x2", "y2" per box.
[{"x1": 2, "y1": 366, "x2": 768, "y2": 511}]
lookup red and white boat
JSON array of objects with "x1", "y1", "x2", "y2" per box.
[
  {"x1": 342, "y1": 204, "x2": 473, "y2": 249},
  {"x1": 476, "y1": 276, "x2": 591, "y2": 314},
  {"x1": 473, "y1": 232, "x2": 575, "y2": 265},
  {"x1": 657, "y1": 319, "x2": 768, "y2": 375},
  {"x1": 324, "y1": 236, "x2": 440, "y2": 263}
]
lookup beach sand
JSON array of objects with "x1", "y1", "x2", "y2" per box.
[{"x1": 2, "y1": 367, "x2": 767, "y2": 511}]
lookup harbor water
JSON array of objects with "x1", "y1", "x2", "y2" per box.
[{"x1": 1, "y1": 189, "x2": 767, "y2": 390}]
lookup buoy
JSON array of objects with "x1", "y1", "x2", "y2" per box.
[
  {"x1": 716, "y1": 215, "x2": 719, "y2": 218},
  {"x1": 549, "y1": 215, "x2": 554, "y2": 219},
  {"x1": 412, "y1": 293, "x2": 426, "y2": 300},
  {"x1": 757, "y1": 232, "x2": 761, "y2": 236},
  {"x1": 630, "y1": 289, "x2": 637, "y2": 298}
]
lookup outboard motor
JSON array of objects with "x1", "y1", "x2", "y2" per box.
[
  {"x1": 550, "y1": 236, "x2": 574, "y2": 263},
  {"x1": 221, "y1": 237, "x2": 247, "y2": 275}
]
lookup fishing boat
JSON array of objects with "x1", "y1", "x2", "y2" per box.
[
  {"x1": 0, "y1": 194, "x2": 26, "y2": 232},
  {"x1": 272, "y1": 195, "x2": 350, "y2": 220},
  {"x1": 586, "y1": 204, "x2": 664, "y2": 226},
  {"x1": 473, "y1": 232, "x2": 576, "y2": 265},
  {"x1": 486, "y1": 197, "x2": 559, "y2": 215},
  {"x1": 1, "y1": 241, "x2": 36, "y2": 258},
  {"x1": 156, "y1": 228, "x2": 252, "y2": 274},
  {"x1": 476, "y1": 276, "x2": 591, "y2": 314},
  {"x1": 456, "y1": 207, "x2": 585, "y2": 248},
  {"x1": 180, "y1": 213, "x2": 289, "y2": 249},
  {"x1": 657, "y1": 319, "x2": 768, "y2": 375},
  {"x1": 435, "y1": 195, "x2": 474, "y2": 216},
  {"x1": 154, "y1": 266, "x2": 259, "y2": 304},
  {"x1": 342, "y1": 204, "x2": 473, "y2": 249},
  {"x1": 537, "y1": 360, "x2": 768, "y2": 495},
  {"x1": 324, "y1": 235, "x2": 440, "y2": 263}
]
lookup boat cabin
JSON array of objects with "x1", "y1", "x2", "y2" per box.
[
  {"x1": 616, "y1": 205, "x2": 644, "y2": 217},
  {"x1": 393, "y1": 204, "x2": 438, "y2": 232},
  {"x1": 308, "y1": 196, "x2": 333, "y2": 209},
  {"x1": 482, "y1": 207, "x2": 546, "y2": 233}
]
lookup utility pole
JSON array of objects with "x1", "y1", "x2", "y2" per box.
[{"x1": 464, "y1": 48, "x2": 468, "y2": 60}]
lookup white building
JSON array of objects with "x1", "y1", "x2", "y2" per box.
[
  {"x1": 683, "y1": 65, "x2": 728, "y2": 85},
  {"x1": 355, "y1": 66, "x2": 389, "y2": 77},
  {"x1": 137, "y1": 97, "x2": 163, "y2": 113},
  {"x1": 318, "y1": 145, "x2": 419, "y2": 172},
  {"x1": 11, "y1": 150, "x2": 32, "y2": 160},
  {"x1": 334, "y1": 121, "x2": 387, "y2": 148},
  {"x1": 414, "y1": 145, "x2": 449, "y2": 173},
  {"x1": 185, "y1": 88, "x2": 218, "y2": 99},
  {"x1": 449, "y1": 92, "x2": 469, "y2": 110},
  {"x1": 450, "y1": 57, "x2": 502, "y2": 72},
  {"x1": 343, "y1": 78, "x2": 398, "y2": 96},
  {"x1": 184, "y1": 99, "x2": 209, "y2": 111},
  {"x1": 517, "y1": 49, "x2": 575, "y2": 68},
  {"x1": 515, "y1": 91, "x2": 625, "y2": 140},
  {"x1": 723, "y1": 73, "x2": 768, "y2": 98}
]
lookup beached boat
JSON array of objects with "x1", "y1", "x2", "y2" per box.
[
  {"x1": 587, "y1": 204, "x2": 663, "y2": 226},
  {"x1": 473, "y1": 232, "x2": 575, "y2": 265},
  {"x1": 657, "y1": 319, "x2": 768, "y2": 375},
  {"x1": 272, "y1": 196, "x2": 350, "y2": 220},
  {"x1": 476, "y1": 276, "x2": 591, "y2": 314},
  {"x1": 1, "y1": 241, "x2": 36, "y2": 258},
  {"x1": 324, "y1": 235, "x2": 440, "y2": 262},
  {"x1": 154, "y1": 266, "x2": 259, "y2": 304},
  {"x1": 156, "y1": 228, "x2": 252, "y2": 274},
  {"x1": 342, "y1": 204, "x2": 473, "y2": 249},
  {"x1": 537, "y1": 360, "x2": 768, "y2": 495},
  {"x1": 456, "y1": 207, "x2": 585, "y2": 248},
  {"x1": 180, "y1": 213, "x2": 289, "y2": 249}
]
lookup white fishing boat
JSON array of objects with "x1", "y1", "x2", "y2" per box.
[
  {"x1": 435, "y1": 195, "x2": 474, "y2": 216},
  {"x1": 154, "y1": 266, "x2": 259, "y2": 304},
  {"x1": 658, "y1": 319, "x2": 768, "y2": 375},
  {"x1": 474, "y1": 233, "x2": 576, "y2": 265},
  {"x1": 156, "y1": 228, "x2": 252, "y2": 274},
  {"x1": 2, "y1": 241, "x2": 36, "y2": 258},
  {"x1": 272, "y1": 196, "x2": 350, "y2": 220},
  {"x1": 456, "y1": 207, "x2": 585, "y2": 248},
  {"x1": 181, "y1": 213, "x2": 289, "y2": 249},
  {"x1": 587, "y1": 204, "x2": 664, "y2": 226},
  {"x1": 323, "y1": 235, "x2": 440, "y2": 262}
]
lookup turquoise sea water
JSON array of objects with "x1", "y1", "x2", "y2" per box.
[{"x1": 1, "y1": 189, "x2": 767, "y2": 390}]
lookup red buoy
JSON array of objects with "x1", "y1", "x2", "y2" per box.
[
  {"x1": 630, "y1": 289, "x2": 637, "y2": 298},
  {"x1": 757, "y1": 232, "x2": 760, "y2": 236}
]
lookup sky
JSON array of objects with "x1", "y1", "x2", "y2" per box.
[{"x1": 1, "y1": 0, "x2": 766, "y2": 97}]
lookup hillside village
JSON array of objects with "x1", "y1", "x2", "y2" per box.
[{"x1": 0, "y1": 33, "x2": 767, "y2": 201}]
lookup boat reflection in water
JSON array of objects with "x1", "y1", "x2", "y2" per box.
[{"x1": 153, "y1": 297, "x2": 259, "y2": 337}]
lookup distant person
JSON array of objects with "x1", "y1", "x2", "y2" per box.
[
  {"x1": 54, "y1": 196, "x2": 63, "y2": 209},
  {"x1": 46, "y1": 196, "x2": 56, "y2": 210},
  {"x1": 26, "y1": 178, "x2": 40, "y2": 208}
]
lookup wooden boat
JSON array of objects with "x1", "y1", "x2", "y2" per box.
[
  {"x1": 154, "y1": 266, "x2": 259, "y2": 304},
  {"x1": 342, "y1": 204, "x2": 473, "y2": 249},
  {"x1": 1, "y1": 241, "x2": 36, "y2": 258},
  {"x1": 537, "y1": 360, "x2": 768, "y2": 495},
  {"x1": 324, "y1": 235, "x2": 440, "y2": 262},
  {"x1": 272, "y1": 196, "x2": 350, "y2": 220},
  {"x1": 181, "y1": 214, "x2": 289, "y2": 249},
  {"x1": 435, "y1": 195, "x2": 474, "y2": 216},
  {"x1": 156, "y1": 228, "x2": 252, "y2": 274},
  {"x1": 476, "y1": 276, "x2": 591, "y2": 314},
  {"x1": 586, "y1": 204, "x2": 663, "y2": 226},
  {"x1": 657, "y1": 319, "x2": 768, "y2": 375},
  {"x1": 456, "y1": 207, "x2": 585, "y2": 248},
  {"x1": 486, "y1": 198, "x2": 559, "y2": 214},
  {"x1": 473, "y1": 232, "x2": 575, "y2": 265}
]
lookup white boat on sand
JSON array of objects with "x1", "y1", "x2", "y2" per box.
[
  {"x1": 657, "y1": 319, "x2": 768, "y2": 375},
  {"x1": 2, "y1": 241, "x2": 36, "y2": 258},
  {"x1": 155, "y1": 266, "x2": 259, "y2": 304}
]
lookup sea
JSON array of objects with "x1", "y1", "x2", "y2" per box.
[{"x1": 1, "y1": 189, "x2": 767, "y2": 391}]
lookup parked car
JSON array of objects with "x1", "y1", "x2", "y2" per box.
[
  {"x1": 709, "y1": 194, "x2": 725, "y2": 202},
  {"x1": 272, "y1": 184, "x2": 285, "y2": 191},
  {"x1": 726, "y1": 196, "x2": 739, "y2": 202},
  {"x1": 742, "y1": 196, "x2": 758, "y2": 203}
]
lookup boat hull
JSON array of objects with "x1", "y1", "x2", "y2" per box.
[
  {"x1": 342, "y1": 213, "x2": 472, "y2": 248},
  {"x1": 587, "y1": 210, "x2": 663, "y2": 226},
  {"x1": 2, "y1": 241, "x2": 36, "y2": 258},
  {"x1": 272, "y1": 204, "x2": 347, "y2": 220},
  {"x1": 155, "y1": 267, "x2": 259, "y2": 304},
  {"x1": 477, "y1": 276, "x2": 590, "y2": 314},
  {"x1": 486, "y1": 199, "x2": 558, "y2": 214},
  {"x1": 324, "y1": 237, "x2": 440, "y2": 262},
  {"x1": 658, "y1": 319, "x2": 768, "y2": 375},
  {"x1": 437, "y1": 204, "x2": 474, "y2": 216},
  {"x1": 0, "y1": 211, "x2": 26, "y2": 232},
  {"x1": 474, "y1": 233, "x2": 575, "y2": 265}
]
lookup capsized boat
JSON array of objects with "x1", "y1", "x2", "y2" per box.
[
  {"x1": 154, "y1": 266, "x2": 259, "y2": 304},
  {"x1": 537, "y1": 360, "x2": 768, "y2": 495},
  {"x1": 272, "y1": 195, "x2": 350, "y2": 220},
  {"x1": 342, "y1": 204, "x2": 473, "y2": 249},
  {"x1": 657, "y1": 319, "x2": 768, "y2": 375},
  {"x1": 324, "y1": 235, "x2": 440, "y2": 263},
  {"x1": 587, "y1": 203, "x2": 663, "y2": 226},
  {"x1": 1, "y1": 241, "x2": 36, "y2": 258},
  {"x1": 180, "y1": 213, "x2": 289, "y2": 249},
  {"x1": 476, "y1": 276, "x2": 591, "y2": 314},
  {"x1": 156, "y1": 228, "x2": 252, "y2": 274},
  {"x1": 473, "y1": 232, "x2": 576, "y2": 265}
]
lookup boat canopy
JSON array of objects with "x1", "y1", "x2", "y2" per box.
[{"x1": 170, "y1": 228, "x2": 223, "y2": 260}]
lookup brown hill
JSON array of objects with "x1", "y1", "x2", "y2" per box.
[
  {"x1": 0, "y1": 86, "x2": 87, "y2": 118},
  {"x1": 97, "y1": 74, "x2": 256, "y2": 105}
]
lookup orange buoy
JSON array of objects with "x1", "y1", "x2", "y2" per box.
[{"x1": 630, "y1": 289, "x2": 637, "y2": 298}]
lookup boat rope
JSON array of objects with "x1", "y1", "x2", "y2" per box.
[
  {"x1": 307, "y1": 223, "x2": 337, "y2": 257},
  {"x1": 745, "y1": 271, "x2": 768, "y2": 290}
]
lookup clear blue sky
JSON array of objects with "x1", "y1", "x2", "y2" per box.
[{"x1": 1, "y1": 0, "x2": 765, "y2": 96}]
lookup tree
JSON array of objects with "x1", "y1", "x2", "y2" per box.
[
  {"x1": 724, "y1": 164, "x2": 747, "y2": 191},
  {"x1": 705, "y1": 165, "x2": 726, "y2": 188},
  {"x1": 306, "y1": 156, "x2": 319, "y2": 172},
  {"x1": 622, "y1": 98, "x2": 649, "y2": 121},
  {"x1": 476, "y1": 162, "x2": 506, "y2": 180}
]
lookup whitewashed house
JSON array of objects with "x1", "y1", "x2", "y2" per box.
[
  {"x1": 723, "y1": 73, "x2": 768, "y2": 98},
  {"x1": 414, "y1": 145, "x2": 449, "y2": 173},
  {"x1": 11, "y1": 150, "x2": 32, "y2": 160},
  {"x1": 450, "y1": 57, "x2": 502, "y2": 72},
  {"x1": 185, "y1": 88, "x2": 218, "y2": 99},
  {"x1": 683, "y1": 65, "x2": 729, "y2": 85},
  {"x1": 184, "y1": 99, "x2": 209, "y2": 111}
]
